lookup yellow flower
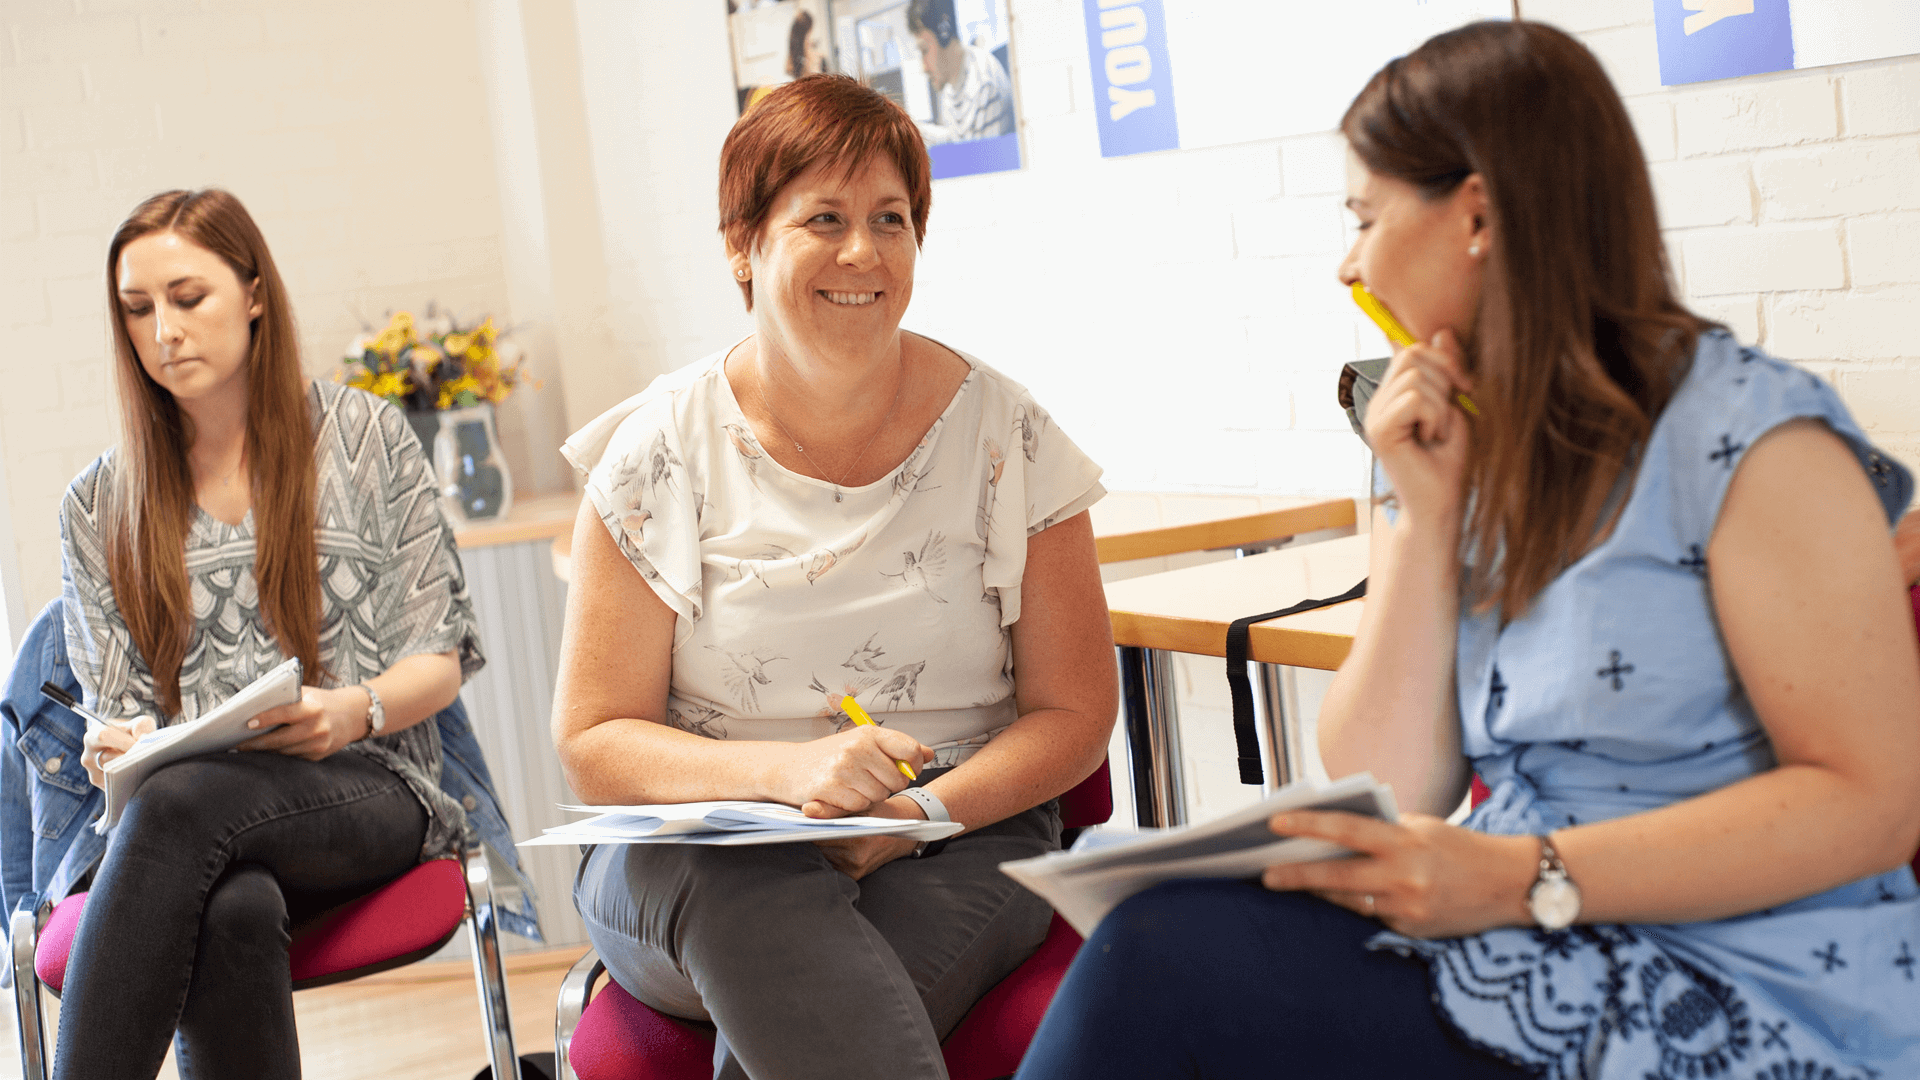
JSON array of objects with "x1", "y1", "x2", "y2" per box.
[
  {"x1": 436, "y1": 374, "x2": 482, "y2": 410},
  {"x1": 442, "y1": 332, "x2": 473, "y2": 358},
  {"x1": 474, "y1": 318, "x2": 497, "y2": 345},
  {"x1": 367, "y1": 311, "x2": 417, "y2": 355},
  {"x1": 408, "y1": 343, "x2": 444, "y2": 370},
  {"x1": 368, "y1": 373, "x2": 410, "y2": 401},
  {"x1": 345, "y1": 368, "x2": 376, "y2": 392}
]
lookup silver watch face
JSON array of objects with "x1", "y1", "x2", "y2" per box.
[{"x1": 1529, "y1": 876, "x2": 1582, "y2": 931}]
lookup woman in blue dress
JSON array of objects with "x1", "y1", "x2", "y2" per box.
[{"x1": 1016, "y1": 21, "x2": 1919, "y2": 1080}]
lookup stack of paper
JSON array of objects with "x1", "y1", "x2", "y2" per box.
[
  {"x1": 999, "y1": 773, "x2": 1398, "y2": 937},
  {"x1": 518, "y1": 801, "x2": 966, "y2": 848}
]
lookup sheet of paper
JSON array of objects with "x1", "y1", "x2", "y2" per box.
[
  {"x1": 999, "y1": 773, "x2": 1397, "y2": 937},
  {"x1": 524, "y1": 800, "x2": 966, "y2": 848}
]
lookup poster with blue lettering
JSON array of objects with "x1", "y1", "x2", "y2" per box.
[
  {"x1": 727, "y1": 0, "x2": 1023, "y2": 180},
  {"x1": 1083, "y1": 0, "x2": 1508, "y2": 159},
  {"x1": 1655, "y1": 0, "x2": 1920, "y2": 85}
]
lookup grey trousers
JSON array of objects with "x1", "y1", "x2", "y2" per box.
[{"x1": 574, "y1": 799, "x2": 1062, "y2": 1080}]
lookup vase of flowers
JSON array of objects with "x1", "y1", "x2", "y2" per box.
[{"x1": 339, "y1": 307, "x2": 535, "y2": 528}]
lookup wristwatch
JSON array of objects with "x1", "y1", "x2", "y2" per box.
[
  {"x1": 898, "y1": 786, "x2": 952, "y2": 859},
  {"x1": 1527, "y1": 834, "x2": 1582, "y2": 931},
  {"x1": 357, "y1": 683, "x2": 386, "y2": 742}
]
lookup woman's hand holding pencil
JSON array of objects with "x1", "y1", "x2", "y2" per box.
[{"x1": 759, "y1": 697, "x2": 933, "y2": 821}]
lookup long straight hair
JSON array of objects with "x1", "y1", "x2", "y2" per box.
[
  {"x1": 1343, "y1": 21, "x2": 1712, "y2": 616},
  {"x1": 104, "y1": 190, "x2": 319, "y2": 715}
]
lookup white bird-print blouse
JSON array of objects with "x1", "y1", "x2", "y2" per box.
[{"x1": 561, "y1": 341, "x2": 1105, "y2": 767}]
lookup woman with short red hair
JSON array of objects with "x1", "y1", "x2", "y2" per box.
[{"x1": 551, "y1": 75, "x2": 1116, "y2": 1078}]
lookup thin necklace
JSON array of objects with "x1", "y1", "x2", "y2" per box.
[
  {"x1": 202, "y1": 447, "x2": 246, "y2": 488},
  {"x1": 755, "y1": 356, "x2": 908, "y2": 503}
]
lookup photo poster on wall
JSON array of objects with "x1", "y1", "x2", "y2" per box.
[
  {"x1": 1083, "y1": 0, "x2": 1510, "y2": 159},
  {"x1": 724, "y1": 0, "x2": 1022, "y2": 180},
  {"x1": 1654, "y1": 0, "x2": 1920, "y2": 85}
]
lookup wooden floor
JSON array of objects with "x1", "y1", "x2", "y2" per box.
[{"x1": 0, "y1": 946, "x2": 592, "y2": 1080}]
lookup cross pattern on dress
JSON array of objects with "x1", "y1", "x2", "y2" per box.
[
  {"x1": 1709, "y1": 434, "x2": 1744, "y2": 470},
  {"x1": 1759, "y1": 1019, "x2": 1791, "y2": 1051},
  {"x1": 1678, "y1": 544, "x2": 1707, "y2": 575},
  {"x1": 1813, "y1": 942, "x2": 1847, "y2": 973},
  {"x1": 1489, "y1": 668, "x2": 1507, "y2": 710},
  {"x1": 1896, "y1": 942, "x2": 1915, "y2": 982},
  {"x1": 1596, "y1": 650, "x2": 1634, "y2": 691}
]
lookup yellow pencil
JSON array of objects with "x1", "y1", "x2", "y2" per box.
[
  {"x1": 1350, "y1": 282, "x2": 1480, "y2": 418},
  {"x1": 841, "y1": 695, "x2": 918, "y2": 780}
]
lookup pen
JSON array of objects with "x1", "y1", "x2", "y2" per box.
[
  {"x1": 840, "y1": 695, "x2": 918, "y2": 781},
  {"x1": 1350, "y1": 281, "x2": 1480, "y2": 418},
  {"x1": 40, "y1": 682, "x2": 109, "y2": 730}
]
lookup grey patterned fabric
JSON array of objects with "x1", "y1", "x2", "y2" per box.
[{"x1": 58, "y1": 380, "x2": 485, "y2": 860}]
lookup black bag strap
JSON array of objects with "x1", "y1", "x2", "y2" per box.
[{"x1": 1226, "y1": 577, "x2": 1368, "y2": 785}]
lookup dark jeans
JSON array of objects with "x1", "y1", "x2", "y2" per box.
[
  {"x1": 1014, "y1": 881, "x2": 1533, "y2": 1080},
  {"x1": 52, "y1": 750, "x2": 427, "y2": 1080}
]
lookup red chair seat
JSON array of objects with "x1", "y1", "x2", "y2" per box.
[
  {"x1": 567, "y1": 914, "x2": 1086, "y2": 1080},
  {"x1": 33, "y1": 859, "x2": 467, "y2": 994},
  {"x1": 570, "y1": 980, "x2": 714, "y2": 1080},
  {"x1": 941, "y1": 913, "x2": 1084, "y2": 1080}
]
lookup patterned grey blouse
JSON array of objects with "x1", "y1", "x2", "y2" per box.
[{"x1": 58, "y1": 380, "x2": 486, "y2": 860}]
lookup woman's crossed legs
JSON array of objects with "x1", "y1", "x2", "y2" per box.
[{"x1": 53, "y1": 749, "x2": 427, "y2": 1080}]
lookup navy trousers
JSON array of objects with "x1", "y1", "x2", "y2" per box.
[{"x1": 1014, "y1": 880, "x2": 1532, "y2": 1079}]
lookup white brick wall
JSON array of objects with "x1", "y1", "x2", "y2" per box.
[
  {"x1": 0, "y1": 0, "x2": 519, "y2": 618},
  {"x1": 1546, "y1": 0, "x2": 1920, "y2": 473}
]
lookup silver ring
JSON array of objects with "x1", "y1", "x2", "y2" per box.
[{"x1": 1364, "y1": 894, "x2": 1377, "y2": 915}]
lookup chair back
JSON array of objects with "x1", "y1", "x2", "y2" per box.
[{"x1": 1058, "y1": 759, "x2": 1113, "y2": 830}]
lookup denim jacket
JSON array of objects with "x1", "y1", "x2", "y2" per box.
[{"x1": 2, "y1": 600, "x2": 540, "y2": 943}]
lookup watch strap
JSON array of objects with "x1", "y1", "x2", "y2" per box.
[
  {"x1": 897, "y1": 785, "x2": 950, "y2": 823},
  {"x1": 1538, "y1": 834, "x2": 1567, "y2": 876},
  {"x1": 356, "y1": 683, "x2": 385, "y2": 741}
]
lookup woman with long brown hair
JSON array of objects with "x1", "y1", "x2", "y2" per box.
[
  {"x1": 52, "y1": 188, "x2": 482, "y2": 1079},
  {"x1": 1017, "y1": 21, "x2": 1919, "y2": 1079}
]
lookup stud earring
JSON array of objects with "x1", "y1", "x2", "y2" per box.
[
  {"x1": 735, "y1": 268, "x2": 748, "y2": 279},
  {"x1": 1468, "y1": 242, "x2": 1482, "y2": 258}
]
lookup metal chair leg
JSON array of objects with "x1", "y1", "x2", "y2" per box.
[
  {"x1": 11, "y1": 907, "x2": 47, "y2": 1080},
  {"x1": 464, "y1": 846, "x2": 520, "y2": 1079},
  {"x1": 552, "y1": 948, "x2": 604, "y2": 1080}
]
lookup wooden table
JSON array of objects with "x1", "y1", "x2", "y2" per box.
[
  {"x1": 1090, "y1": 495, "x2": 1355, "y2": 564},
  {"x1": 1104, "y1": 533, "x2": 1370, "y2": 827}
]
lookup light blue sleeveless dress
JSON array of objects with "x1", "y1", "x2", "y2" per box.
[{"x1": 1377, "y1": 330, "x2": 1919, "y2": 1079}]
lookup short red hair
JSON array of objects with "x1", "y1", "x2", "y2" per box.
[{"x1": 718, "y1": 74, "x2": 932, "y2": 310}]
